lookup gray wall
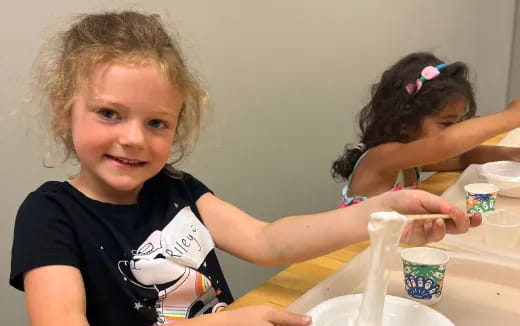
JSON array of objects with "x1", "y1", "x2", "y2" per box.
[
  {"x1": 1, "y1": 1, "x2": 515, "y2": 324},
  {"x1": 509, "y1": 0, "x2": 520, "y2": 102}
]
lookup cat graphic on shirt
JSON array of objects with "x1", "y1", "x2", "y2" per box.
[{"x1": 118, "y1": 206, "x2": 227, "y2": 323}]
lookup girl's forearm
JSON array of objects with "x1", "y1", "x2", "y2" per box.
[
  {"x1": 422, "y1": 145, "x2": 520, "y2": 171},
  {"x1": 256, "y1": 199, "x2": 384, "y2": 266},
  {"x1": 460, "y1": 145, "x2": 520, "y2": 165},
  {"x1": 441, "y1": 108, "x2": 520, "y2": 156}
]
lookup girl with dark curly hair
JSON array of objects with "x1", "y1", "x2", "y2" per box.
[{"x1": 332, "y1": 52, "x2": 520, "y2": 207}]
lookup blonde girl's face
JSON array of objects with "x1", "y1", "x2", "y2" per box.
[
  {"x1": 68, "y1": 62, "x2": 184, "y2": 204},
  {"x1": 414, "y1": 97, "x2": 466, "y2": 140}
]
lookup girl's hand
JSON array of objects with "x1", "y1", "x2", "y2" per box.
[
  {"x1": 376, "y1": 189, "x2": 482, "y2": 246},
  {"x1": 218, "y1": 306, "x2": 312, "y2": 326}
]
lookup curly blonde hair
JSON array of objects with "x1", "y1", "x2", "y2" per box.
[{"x1": 35, "y1": 11, "x2": 206, "y2": 169}]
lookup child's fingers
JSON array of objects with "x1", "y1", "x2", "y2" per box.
[
  {"x1": 406, "y1": 190, "x2": 454, "y2": 214},
  {"x1": 469, "y1": 213, "x2": 482, "y2": 227},
  {"x1": 444, "y1": 208, "x2": 470, "y2": 234},
  {"x1": 402, "y1": 220, "x2": 429, "y2": 246},
  {"x1": 426, "y1": 218, "x2": 446, "y2": 243},
  {"x1": 268, "y1": 310, "x2": 312, "y2": 326}
]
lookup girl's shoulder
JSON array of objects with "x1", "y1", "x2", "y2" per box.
[
  {"x1": 31, "y1": 180, "x2": 69, "y2": 195},
  {"x1": 14, "y1": 170, "x2": 214, "y2": 225},
  {"x1": 152, "y1": 169, "x2": 214, "y2": 201},
  {"x1": 11, "y1": 181, "x2": 84, "y2": 291},
  {"x1": 18, "y1": 181, "x2": 73, "y2": 212},
  {"x1": 365, "y1": 142, "x2": 404, "y2": 156},
  {"x1": 14, "y1": 181, "x2": 86, "y2": 238},
  {"x1": 355, "y1": 143, "x2": 399, "y2": 169},
  {"x1": 358, "y1": 142, "x2": 412, "y2": 173}
]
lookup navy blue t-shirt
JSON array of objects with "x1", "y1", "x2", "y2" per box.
[{"x1": 10, "y1": 170, "x2": 233, "y2": 325}]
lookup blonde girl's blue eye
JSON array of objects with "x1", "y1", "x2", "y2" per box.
[
  {"x1": 148, "y1": 119, "x2": 167, "y2": 129},
  {"x1": 97, "y1": 108, "x2": 119, "y2": 120}
]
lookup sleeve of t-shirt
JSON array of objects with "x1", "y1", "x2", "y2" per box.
[
  {"x1": 10, "y1": 191, "x2": 81, "y2": 291},
  {"x1": 181, "y1": 172, "x2": 214, "y2": 200}
]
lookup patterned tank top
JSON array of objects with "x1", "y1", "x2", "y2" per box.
[{"x1": 340, "y1": 151, "x2": 421, "y2": 207}]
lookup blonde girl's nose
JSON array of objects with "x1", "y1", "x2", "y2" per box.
[{"x1": 119, "y1": 120, "x2": 146, "y2": 147}]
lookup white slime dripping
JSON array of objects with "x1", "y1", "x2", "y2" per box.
[{"x1": 353, "y1": 211, "x2": 407, "y2": 326}]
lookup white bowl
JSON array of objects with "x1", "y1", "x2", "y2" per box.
[
  {"x1": 306, "y1": 294, "x2": 454, "y2": 326},
  {"x1": 480, "y1": 161, "x2": 520, "y2": 197}
]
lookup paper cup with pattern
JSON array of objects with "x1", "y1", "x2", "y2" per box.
[
  {"x1": 464, "y1": 183, "x2": 499, "y2": 214},
  {"x1": 401, "y1": 247, "x2": 449, "y2": 305}
]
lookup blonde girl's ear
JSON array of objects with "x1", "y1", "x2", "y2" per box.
[
  {"x1": 50, "y1": 93, "x2": 74, "y2": 138},
  {"x1": 59, "y1": 114, "x2": 71, "y2": 135}
]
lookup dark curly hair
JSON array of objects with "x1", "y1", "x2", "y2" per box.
[{"x1": 331, "y1": 52, "x2": 476, "y2": 180}]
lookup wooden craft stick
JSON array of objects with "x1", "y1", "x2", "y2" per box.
[{"x1": 406, "y1": 214, "x2": 451, "y2": 221}]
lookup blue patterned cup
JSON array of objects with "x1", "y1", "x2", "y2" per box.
[
  {"x1": 401, "y1": 247, "x2": 449, "y2": 305},
  {"x1": 464, "y1": 183, "x2": 499, "y2": 214}
]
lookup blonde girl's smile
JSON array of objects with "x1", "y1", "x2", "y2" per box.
[
  {"x1": 105, "y1": 154, "x2": 147, "y2": 167},
  {"x1": 68, "y1": 62, "x2": 184, "y2": 203}
]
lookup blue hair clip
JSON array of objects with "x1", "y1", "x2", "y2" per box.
[{"x1": 405, "y1": 63, "x2": 449, "y2": 95}]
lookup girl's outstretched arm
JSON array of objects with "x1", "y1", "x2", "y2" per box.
[
  {"x1": 197, "y1": 189, "x2": 479, "y2": 266},
  {"x1": 363, "y1": 100, "x2": 520, "y2": 175},
  {"x1": 422, "y1": 145, "x2": 520, "y2": 171},
  {"x1": 459, "y1": 144, "x2": 520, "y2": 165}
]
